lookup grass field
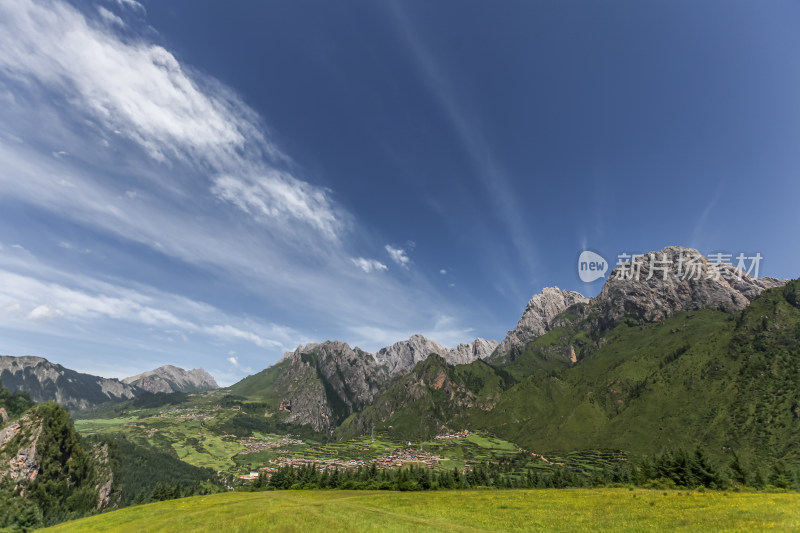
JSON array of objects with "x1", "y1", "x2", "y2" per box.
[{"x1": 45, "y1": 489, "x2": 800, "y2": 532}]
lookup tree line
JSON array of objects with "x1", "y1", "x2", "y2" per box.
[{"x1": 245, "y1": 448, "x2": 800, "y2": 493}]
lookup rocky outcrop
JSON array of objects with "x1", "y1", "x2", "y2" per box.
[
  {"x1": 593, "y1": 246, "x2": 789, "y2": 327},
  {"x1": 0, "y1": 403, "x2": 117, "y2": 515},
  {"x1": 243, "y1": 336, "x2": 498, "y2": 432},
  {"x1": 123, "y1": 365, "x2": 219, "y2": 394},
  {"x1": 448, "y1": 338, "x2": 499, "y2": 365},
  {"x1": 375, "y1": 335, "x2": 498, "y2": 375},
  {"x1": 491, "y1": 247, "x2": 789, "y2": 362},
  {"x1": 0, "y1": 415, "x2": 41, "y2": 486},
  {"x1": 91, "y1": 442, "x2": 115, "y2": 509},
  {"x1": 494, "y1": 287, "x2": 589, "y2": 358},
  {"x1": 0, "y1": 356, "x2": 139, "y2": 411},
  {"x1": 270, "y1": 341, "x2": 390, "y2": 433}
]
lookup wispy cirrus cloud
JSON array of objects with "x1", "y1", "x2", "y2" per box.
[
  {"x1": 351, "y1": 257, "x2": 388, "y2": 273},
  {"x1": 0, "y1": 0, "x2": 482, "y2": 376},
  {"x1": 96, "y1": 6, "x2": 124, "y2": 28},
  {"x1": 211, "y1": 174, "x2": 344, "y2": 240},
  {"x1": 0, "y1": 266, "x2": 296, "y2": 351},
  {"x1": 388, "y1": 4, "x2": 538, "y2": 297},
  {"x1": 385, "y1": 245, "x2": 410, "y2": 269},
  {"x1": 112, "y1": 0, "x2": 145, "y2": 13}
]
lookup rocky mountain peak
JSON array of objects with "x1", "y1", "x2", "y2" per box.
[
  {"x1": 122, "y1": 365, "x2": 219, "y2": 394},
  {"x1": 374, "y1": 335, "x2": 498, "y2": 375},
  {"x1": 448, "y1": 338, "x2": 500, "y2": 365},
  {"x1": 594, "y1": 245, "x2": 789, "y2": 326},
  {"x1": 261, "y1": 340, "x2": 388, "y2": 433},
  {"x1": 495, "y1": 287, "x2": 589, "y2": 357},
  {"x1": 375, "y1": 335, "x2": 445, "y2": 375},
  {"x1": 0, "y1": 355, "x2": 138, "y2": 411}
]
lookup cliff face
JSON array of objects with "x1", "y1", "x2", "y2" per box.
[
  {"x1": 0, "y1": 402, "x2": 116, "y2": 522},
  {"x1": 493, "y1": 287, "x2": 589, "y2": 360},
  {"x1": 448, "y1": 338, "x2": 500, "y2": 365},
  {"x1": 0, "y1": 410, "x2": 42, "y2": 486},
  {"x1": 123, "y1": 365, "x2": 219, "y2": 394},
  {"x1": 491, "y1": 246, "x2": 789, "y2": 362},
  {"x1": 593, "y1": 246, "x2": 788, "y2": 327},
  {"x1": 238, "y1": 341, "x2": 390, "y2": 433},
  {"x1": 0, "y1": 356, "x2": 139, "y2": 411},
  {"x1": 375, "y1": 335, "x2": 498, "y2": 375},
  {"x1": 234, "y1": 335, "x2": 499, "y2": 433}
]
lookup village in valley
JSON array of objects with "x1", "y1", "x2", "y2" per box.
[{"x1": 237, "y1": 430, "x2": 476, "y2": 481}]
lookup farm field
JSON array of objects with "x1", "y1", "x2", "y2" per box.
[
  {"x1": 75, "y1": 404, "x2": 581, "y2": 477},
  {"x1": 44, "y1": 488, "x2": 800, "y2": 532}
]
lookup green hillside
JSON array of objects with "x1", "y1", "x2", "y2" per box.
[
  {"x1": 0, "y1": 394, "x2": 220, "y2": 530},
  {"x1": 341, "y1": 281, "x2": 800, "y2": 464},
  {"x1": 44, "y1": 489, "x2": 800, "y2": 533},
  {"x1": 227, "y1": 359, "x2": 291, "y2": 402},
  {"x1": 336, "y1": 354, "x2": 514, "y2": 441}
]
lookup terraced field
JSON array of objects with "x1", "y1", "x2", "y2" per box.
[
  {"x1": 45, "y1": 489, "x2": 800, "y2": 532},
  {"x1": 74, "y1": 406, "x2": 564, "y2": 477}
]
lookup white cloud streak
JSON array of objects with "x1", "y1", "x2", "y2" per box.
[
  {"x1": 112, "y1": 0, "x2": 145, "y2": 13},
  {"x1": 96, "y1": 6, "x2": 124, "y2": 27},
  {"x1": 0, "y1": 0, "x2": 482, "y2": 366},
  {"x1": 351, "y1": 257, "x2": 388, "y2": 273},
  {"x1": 389, "y1": 4, "x2": 538, "y2": 295},
  {"x1": 0, "y1": 263, "x2": 296, "y2": 351},
  {"x1": 212, "y1": 174, "x2": 342, "y2": 240},
  {"x1": 385, "y1": 245, "x2": 410, "y2": 269}
]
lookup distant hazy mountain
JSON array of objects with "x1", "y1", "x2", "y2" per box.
[
  {"x1": 0, "y1": 356, "x2": 139, "y2": 411},
  {"x1": 123, "y1": 365, "x2": 219, "y2": 394}
]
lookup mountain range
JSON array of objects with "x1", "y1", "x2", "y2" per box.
[
  {"x1": 0, "y1": 358, "x2": 218, "y2": 410},
  {"x1": 122, "y1": 365, "x2": 218, "y2": 394},
  {"x1": 2, "y1": 245, "x2": 798, "y2": 465}
]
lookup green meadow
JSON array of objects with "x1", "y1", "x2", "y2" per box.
[{"x1": 45, "y1": 488, "x2": 800, "y2": 532}]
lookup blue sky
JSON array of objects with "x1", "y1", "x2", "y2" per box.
[{"x1": 1, "y1": 0, "x2": 798, "y2": 385}]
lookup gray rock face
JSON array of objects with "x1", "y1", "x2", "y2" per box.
[
  {"x1": 123, "y1": 365, "x2": 219, "y2": 394},
  {"x1": 266, "y1": 336, "x2": 498, "y2": 432},
  {"x1": 448, "y1": 338, "x2": 500, "y2": 366},
  {"x1": 0, "y1": 406, "x2": 115, "y2": 510},
  {"x1": 0, "y1": 413, "x2": 42, "y2": 485},
  {"x1": 375, "y1": 335, "x2": 498, "y2": 375},
  {"x1": 276, "y1": 341, "x2": 389, "y2": 433},
  {"x1": 594, "y1": 246, "x2": 789, "y2": 327},
  {"x1": 494, "y1": 287, "x2": 589, "y2": 357},
  {"x1": 491, "y1": 247, "x2": 789, "y2": 361},
  {"x1": 0, "y1": 356, "x2": 138, "y2": 411}
]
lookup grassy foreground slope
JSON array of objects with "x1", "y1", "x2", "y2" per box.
[{"x1": 46, "y1": 489, "x2": 800, "y2": 533}]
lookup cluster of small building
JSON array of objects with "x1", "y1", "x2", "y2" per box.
[
  {"x1": 159, "y1": 407, "x2": 199, "y2": 415},
  {"x1": 262, "y1": 447, "x2": 445, "y2": 473},
  {"x1": 238, "y1": 436, "x2": 303, "y2": 455},
  {"x1": 158, "y1": 406, "x2": 217, "y2": 421},
  {"x1": 433, "y1": 430, "x2": 471, "y2": 440},
  {"x1": 372, "y1": 448, "x2": 445, "y2": 469}
]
